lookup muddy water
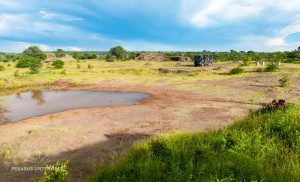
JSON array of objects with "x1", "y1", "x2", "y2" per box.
[{"x1": 0, "y1": 90, "x2": 148, "y2": 123}]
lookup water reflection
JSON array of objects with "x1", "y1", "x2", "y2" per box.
[
  {"x1": 30, "y1": 90, "x2": 45, "y2": 105},
  {"x1": 0, "y1": 90, "x2": 148, "y2": 123}
]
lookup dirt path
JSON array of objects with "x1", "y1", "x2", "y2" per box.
[{"x1": 0, "y1": 81, "x2": 258, "y2": 181}]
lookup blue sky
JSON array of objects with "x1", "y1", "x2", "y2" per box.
[{"x1": 0, "y1": 0, "x2": 300, "y2": 52}]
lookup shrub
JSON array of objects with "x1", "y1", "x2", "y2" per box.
[
  {"x1": 60, "y1": 69, "x2": 66, "y2": 75},
  {"x1": 52, "y1": 60, "x2": 65, "y2": 69},
  {"x1": 0, "y1": 65, "x2": 5, "y2": 71},
  {"x1": 16, "y1": 58, "x2": 40, "y2": 68},
  {"x1": 88, "y1": 64, "x2": 93, "y2": 69},
  {"x1": 279, "y1": 75, "x2": 290, "y2": 87},
  {"x1": 30, "y1": 59, "x2": 42, "y2": 73},
  {"x1": 39, "y1": 161, "x2": 69, "y2": 182},
  {"x1": 229, "y1": 67, "x2": 244, "y2": 74},
  {"x1": 265, "y1": 62, "x2": 279, "y2": 72},
  {"x1": 77, "y1": 64, "x2": 81, "y2": 69},
  {"x1": 13, "y1": 70, "x2": 19, "y2": 77}
]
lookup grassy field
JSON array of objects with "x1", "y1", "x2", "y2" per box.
[
  {"x1": 0, "y1": 59, "x2": 299, "y2": 90},
  {"x1": 88, "y1": 104, "x2": 300, "y2": 182},
  {"x1": 1, "y1": 59, "x2": 300, "y2": 181}
]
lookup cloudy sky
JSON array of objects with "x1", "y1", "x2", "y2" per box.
[{"x1": 0, "y1": 0, "x2": 300, "y2": 52}]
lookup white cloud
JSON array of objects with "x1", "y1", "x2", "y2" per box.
[
  {"x1": 180, "y1": 0, "x2": 300, "y2": 28},
  {"x1": 39, "y1": 10, "x2": 83, "y2": 21},
  {"x1": 281, "y1": 25, "x2": 300, "y2": 37},
  {"x1": 266, "y1": 38, "x2": 287, "y2": 46}
]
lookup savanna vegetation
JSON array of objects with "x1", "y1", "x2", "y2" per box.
[{"x1": 1, "y1": 45, "x2": 300, "y2": 181}]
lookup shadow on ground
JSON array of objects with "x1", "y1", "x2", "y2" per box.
[{"x1": 0, "y1": 132, "x2": 150, "y2": 182}]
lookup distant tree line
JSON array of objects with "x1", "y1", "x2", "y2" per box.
[
  {"x1": 163, "y1": 47, "x2": 300, "y2": 63},
  {"x1": 1, "y1": 46, "x2": 300, "y2": 63}
]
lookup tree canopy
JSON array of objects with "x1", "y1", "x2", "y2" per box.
[
  {"x1": 107, "y1": 46, "x2": 128, "y2": 61},
  {"x1": 22, "y1": 46, "x2": 46, "y2": 60},
  {"x1": 55, "y1": 49, "x2": 66, "y2": 58}
]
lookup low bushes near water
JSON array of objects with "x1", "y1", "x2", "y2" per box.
[{"x1": 89, "y1": 104, "x2": 300, "y2": 182}]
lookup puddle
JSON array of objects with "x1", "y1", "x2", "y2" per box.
[{"x1": 0, "y1": 90, "x2": 148, "y2": 123}]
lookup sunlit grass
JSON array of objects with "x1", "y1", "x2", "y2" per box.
[{"x1": 89, "y1": 104, "x2": 300, "y2": 182}]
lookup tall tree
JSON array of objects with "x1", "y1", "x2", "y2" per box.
[
  {"x1": 107, "y1": 46, "x2": 128, "y2": 60},
  {"x1": 22, "y1": 46, "x2": 46, "y2": 60},
  {"x1": 55, "y1": 49, "x2": 66, "y2": 58}
]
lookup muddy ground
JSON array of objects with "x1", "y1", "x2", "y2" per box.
[{"x1": 0, "y1": 74, "x2": 299, "y2": 181}]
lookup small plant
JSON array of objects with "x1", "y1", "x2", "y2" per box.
[
  {"x1": 60, "y1": 69, "x2": 66, "y2": 75},
  {"x1": 13, "y1": 70, "x2": 19, "y2": 76},
  {"x1": 0, "y1": 65, "x2": 5, "y2": 71},
  {"x1": 88, "y1": 64, "x2": 93, "y2": 69},
  {"x1": 265, "y1": 62, "x2": 279, "y2": 72},
  {"x1": 77, "y1": 64, "x2": 81, "y2": 69},
  {"x1": 279, "y1": 75, "x2": 290, "y2": 87},
  {"x1": 39, "y1": 161, "x2": 69, "y2": 182},
  {"x1": 7, "y1": 63, "x2": 11, "y2": 67},
  {"x1": 52, "y1": 60, "x2": 65, "y2": 69},
  {"x1": 229, "y1": 67, "x2": 244, "y2": 74}
]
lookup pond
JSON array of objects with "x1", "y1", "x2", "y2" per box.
[{"x1": 0, "y1": 90, "x2": 148, "y2": 123}]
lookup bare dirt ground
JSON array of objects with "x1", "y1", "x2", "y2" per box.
[{"x1": 0, "y1": 74, "x2": 299, "y2": 181}]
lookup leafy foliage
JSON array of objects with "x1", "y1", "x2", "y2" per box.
[
  {"x1": 229, "y1": 67, "x2": 244, "y2": 74},
  {"x1": 16, "y1": 57, "x2": 40, "y2": 68},
  {"x1": 30, "y1": 59, "x2": 43, "y2": 73},
  {"x1": 107, "y1": 46, "x2": 128, "y2": 61},
  {"x1": 55, "y1": 49, "x2": 66, "y2": 58},
  {"x1": 279, "y1": 75, "x2": 290, "y2": 87},
  {"x1": 39, "y1": 161, "x2": 69, "y2": 182},
  {"x1": 265, "y1": 62, "x2": 280, "y2": 72},
  {"x1": 52, "y1": 60, "x2": 65, "y2": 69},
  {"x1": 22, "y1": 46, "x2": 46, "y2": 60}
]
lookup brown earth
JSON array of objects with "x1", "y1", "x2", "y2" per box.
[{"x1": 1, "y1": 74, "x2": 300, "y2": 181}]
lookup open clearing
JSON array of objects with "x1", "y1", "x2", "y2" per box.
[{"x1": 1, "y1": 60, "x2": 300, "y2": 181}]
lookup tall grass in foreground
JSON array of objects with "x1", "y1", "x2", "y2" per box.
[{"x1": 89, "y1": 104, "x2": 300, "y2": 182}]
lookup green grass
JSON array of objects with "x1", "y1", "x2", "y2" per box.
[{"x1": 89, "y1": 104, "x2": 300, "y2": 182}]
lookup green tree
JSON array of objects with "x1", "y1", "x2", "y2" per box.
[
  {"x1": 107, "y1": 46, "x2": 128, "y2": 60},
  {"x1": 55, "y1": 49, "x2": 66, "y2": 58},
  {"x1": 22, "y1": 46, "x2": 46, "y2": 60},
  {"x1": 30, "y1": 59, "x2": 43, "y2": 73},
  {"x1": 72, "y1": 52, "x2": 81, "y2": 60}
]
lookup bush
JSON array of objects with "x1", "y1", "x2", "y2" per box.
[
  {"x1": 13, "y1": 70, "x2": 19, "y2": 77},
  {"x1": 30, "y1": 59, "x2": 43, "y2": 73},
  {"x1": 88, "y1": 64, "x2": 93, "y2": 69},
  {"x1": 16, "y1": 58, "x2": 40, "y2": 68},
  {"x1": 229, "y1": 67, "x2": 244, "y2": 74},
  {"x1": 39, "y1": 161, "x2": 69, "y2": 182},
  {"x1": 52, "y1": 60, "x2": 65, "y2": 69},
  {"x1": 255, "y1": 68, "x2": 264, "y2": 72},
  {"x1": 279, "y1": 75, "x2": 290, "y2": 87},
  {"x1": 265, "y1": 62, "x2": 279, "y2": 72}
]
